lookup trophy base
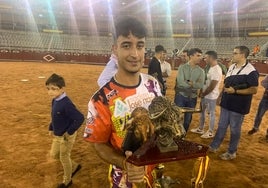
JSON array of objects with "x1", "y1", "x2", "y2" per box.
[
  {"x1": 127, "y1": 138, "x2": 208, "y2": 166},
  {"x1": 157, "y1": 141, "x2": 178, "y2": 153}
]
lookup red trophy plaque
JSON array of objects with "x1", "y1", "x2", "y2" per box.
[{"x1": 127, "y1": 136, "x2": 209, "y2": 166}]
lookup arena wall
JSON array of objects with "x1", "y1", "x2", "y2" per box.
[{"x1": 1, "y1": 49, "x2": 267, "y2": 74}]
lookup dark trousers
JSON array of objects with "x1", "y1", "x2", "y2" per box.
[{"x1": 174, "y1": 93, "x2": 197, "y2": 132}]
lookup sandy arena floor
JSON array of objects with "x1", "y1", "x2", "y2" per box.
[{"x1": 0, "y1": 62, "x2": 267, "y2": 188}]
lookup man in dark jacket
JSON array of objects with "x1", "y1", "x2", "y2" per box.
[{"x1": 148, "y1": 45, "x2": 166, "y2": 95}]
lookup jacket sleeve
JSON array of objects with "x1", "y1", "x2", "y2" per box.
[
  {"x1": 156, "y1": 62, "x2": 165, "y2": 86},
  {"x1": 65, "y1": 101, "x2": 85, "y2": 135}
]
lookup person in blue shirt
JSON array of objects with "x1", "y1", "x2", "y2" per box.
[
  {"x1": 209, "y1": 46, "x2": 259, "y2": 160},
  {"x1": 46, "y1": 73, "x2": 84, "y2": 188}
]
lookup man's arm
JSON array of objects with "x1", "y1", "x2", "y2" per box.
[
  {"x1": 216, "y1": 90, "x2": 223, "y2": 105},
  {"x1": 94, "y1": 142, "x2": 125, "y2": 168},
  {"x1": 162, "y1": 72, "x2": 168, "y2": 77},
  {"x1": 94, "y1": 142, "x2": 145, "y2": 183},
  {"x1": 201, "y1": 80, "x2": 219, "y2": 97},
  {"x1": 192, "y1": 69, "x2": 205, "y2": 89},
  {"x1": 66, "y1": 102, "x2": 85, "y2": 135},
  {"x1": 224, "y1": 86, "x2": 258, "y2": 95}
]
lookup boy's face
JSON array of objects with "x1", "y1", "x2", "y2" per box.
[
  {"x1": 114, "y1": 32, "x2": 145, "y2": 74},
  {"x1": 46, "y1": 84, "x2": 64, "y2": 99}
]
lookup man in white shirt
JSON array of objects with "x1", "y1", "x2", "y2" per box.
[
  {"x1": 191, "y1": 51, "x2": 222, "y2": 138},
  {"x1": 97, "y1": 52, "x2": 118, "y2": 87},
  {"x1": 160, "y1": 49, "x2": 171, "y2": 95}
]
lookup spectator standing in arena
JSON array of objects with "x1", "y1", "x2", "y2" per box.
[
  {"x1": 191, "y1": 51, "x2": 222, "y2": 138},
  {"x1": 209, "y1": 46, "x2": 259, "y2": 160},
  {"x1": 252, "y1": 44, "x2": 260, "y2": 57},
  {"x1": 160, "y1": 49, "x2": 172, "y2": 95},
  {"x1": 83, "y1": 17, "x2": 162, "y2": 188},
  {"x1": 204, "y1": 60, "x2": 227, "y2": 77},
  {"x1": 97, "y1": 47, "x2": 118, "y2": 87},
  {"x1": 181, "y1": 49, "x2": 189, "y2": 65},
  {"x1": 174, "y1": 48, "x2": 205, "y2": 132},
  {"x1": 148, "y1": 45, "x2": 166, "y2": 95},
  {"x1": 247, "y1": 75, "x2": 268, "y2": 141},
  {"x1": 173, "y1": 49, "x2": 189, "y2": 93},
  {"x1": 46, "y1": 73, "x2": 84, "y2": 188}
]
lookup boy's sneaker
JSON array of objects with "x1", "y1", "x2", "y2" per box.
[
  {"x1": 190, "y1": 127, "x2": 204, "y2": 134},
  {"x1": 201, "y1": 131, "x2": 214, "y2": 139},
  {"x1": 219, "y1": 152, "x2": 236, "y2": 160},
  {"x1": 248, "y1": 128, "x2": 258, "y2": 135}
]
